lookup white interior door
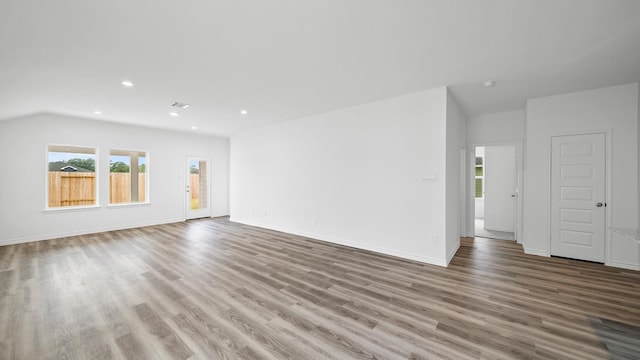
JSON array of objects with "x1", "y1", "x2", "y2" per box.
[
  {"x1": 186, "y1": 157, "x2": 211, "y2": 220},
  {"x1": 484, "y1": 145, "x2": 517, "y2": 234},
  {"x1": 551, "y1": 133, "x2": 606, "y2": 262}
]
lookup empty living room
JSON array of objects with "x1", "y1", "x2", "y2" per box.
[{"x1": 1, "y1": 0, "x2": 639, "y2": 359}]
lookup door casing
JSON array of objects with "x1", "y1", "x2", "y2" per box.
[{"x1": 467, "y1": 141, "x2": 523, "y2": 243}]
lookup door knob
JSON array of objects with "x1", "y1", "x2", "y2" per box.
[{"x1": 596, "y1": 202, "x2": 604, "y2": 207}]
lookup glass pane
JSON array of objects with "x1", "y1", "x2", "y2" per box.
[
  {"x1": 109, "y1": 154, "x2": 131, "y2": 204},
  {"x1": 475, "y1": 166, "x2": 483, "y2": 176},
  {"x1": 190, "y1": 160, "x2": 208, "y2": 210},
  {"x1": 110, "y1": 151, "x2": 147, "y2": 204},
  {"x1": 475, "y1": 178, "x2": 483, "y2": 198},
  {"x1": 48, "y1": 147, "x2": 96, "y2": 207},
  {"x1": 138, "y1": 155, "x2": 146, "y2": 203}
]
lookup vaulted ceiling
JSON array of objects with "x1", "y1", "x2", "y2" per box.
[{"x1": 1, "y1": 0, "x2": 639, "y2": 136}]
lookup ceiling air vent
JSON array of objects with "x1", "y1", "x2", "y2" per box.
[{"x1": 172, "y1": 102, "x2": 190, "y2": 109}]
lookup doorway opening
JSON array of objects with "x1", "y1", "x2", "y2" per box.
[
  {"x1": 473, "y1": 145, "x2": 519, "y2": 241},
  {"x1": 186, "y1": 157, "x2": 211, "y2": 220}
]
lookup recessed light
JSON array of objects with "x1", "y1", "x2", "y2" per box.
[
  {"x1": 169, "y1": 112, "x2": 179, "y2": 117},
  {"x1": 191, "y1": 126, "x2": 197, "y2": 130},
  {"x1": 93, "y1": 110, "x2": 102, "y2": 115},
  {"x1": 172, "y1": 102, "x2": 190, "y2": 109},
  {"x1": 240, "y1": 110, "x2": 248, "y2": 115},
  {"x1": 484, "y1": 80, "x2": 496, "y2": 88},
  {"x1": 121, "y1": 80, "x2": 134, "y2": 87}
]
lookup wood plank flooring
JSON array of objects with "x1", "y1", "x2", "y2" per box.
[{"x1": 1, "y1": 217, "x2": 639, "y2": 359}]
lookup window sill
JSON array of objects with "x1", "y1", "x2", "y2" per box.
[
  {"x1": 43, "y1": 205, "x2": 101, "y2": 213},
  {"x1": 106, "y1": 202, "x2": 151, "y2": 209}
]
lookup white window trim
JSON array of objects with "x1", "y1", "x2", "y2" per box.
[{"x1": 43, "y1": 205, "x2": 101, "y2": 213}]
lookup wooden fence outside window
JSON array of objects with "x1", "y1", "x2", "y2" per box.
[{"x1": 47, "y1": 172, "x2": 147, "y2": 207}]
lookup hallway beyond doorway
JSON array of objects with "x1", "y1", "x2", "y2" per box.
[{"x1": 475, "y1": 218, "x2": 515, "y2": 240}]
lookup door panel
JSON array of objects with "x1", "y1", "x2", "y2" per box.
[
  {"x1": 484, "y1": 145, "x2": 517, "y2": 233},
  {"x1": 186, "y1": 157, "x2": 211, "y2": 220},
  {"x1": 551, "y1": 133, "x2": 605, "y2": 262}
]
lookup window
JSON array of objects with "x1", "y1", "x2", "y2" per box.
[
  {"x1": 109, "y1": 150, "x2": 147, "y2": 204},
  {"x1": 47, "y1": 145, "x2": 97, "y2": 208},
  {"x1": 475, "y1": 156, "x2": 484, "y2": 198}
]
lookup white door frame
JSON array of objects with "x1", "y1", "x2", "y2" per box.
[
  {"x1": 460, "y1": 148, "x2": 467, "y2": 238},
  {"x1": 547, "y1": 129, "x2": 612, "y2": 265},
  {"x1": 185, "y1": 156, "x2": 212, "y2": 220},
  {"x1": 467, "y1": 141, "x2": 523, "y2": 243}
]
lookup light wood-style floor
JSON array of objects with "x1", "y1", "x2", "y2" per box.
[{"x1": 1, "y1": 217, "x2": 639, "y2": 359}]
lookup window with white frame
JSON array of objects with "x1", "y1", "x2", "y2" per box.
[
  {"x1": 47, "y1": 145, "x2": 97, "y2": 208},
  {"x1": 109, "y1": 150, "x2": 148, "y2": 204},
  {"x1": 475, "y1": 156, "x2": 484, "y2": 198}
]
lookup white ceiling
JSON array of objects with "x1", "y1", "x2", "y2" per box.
[{"x1": 1, "y1": 0, "x2": 639, "y2": 137}]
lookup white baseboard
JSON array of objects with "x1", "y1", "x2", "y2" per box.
[
  {"x1": 607, "y1": 260, "x2": 640, "y2": 271},
  {"x1": 484, "y1": 226, "x2": 516, "y2": 233},
  {"x1": 523, "y1": 247, "x2": 638, "y2": 270},
  {"x1": 446, "y1": 241, "x2": 460, "y2": 265},
  {"x1": 0, "y1": 218, "x2": 185, "y2": 246},
  {"x1": 230, "y1": 217, "x2": 448, "y2": 267},
  {"x1": 524, "y1": 247, "x2": 550, "y2": 257}
]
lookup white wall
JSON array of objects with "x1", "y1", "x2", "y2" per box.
[
  {"x1": 0, "y1": 113, "x2": 230, "y2": 245},
  {"x1": 484, "y1": 145, "x2": 516, "y2": 232},
  {"x1": 475, "y1": 199, "x2": 485, "y2": 219},
  {"x1": 524, "y1": 83, "x2": 639, "y2": 269},
  {"x1": 467, "y1": 110, "x2": 525, "y2": 144},
  {"x1": 446, "y1": 90, "x2": 466, "y2": 262},
  {"x1": 231, "y1": 87, "x2": 459, "y2": 266}
]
